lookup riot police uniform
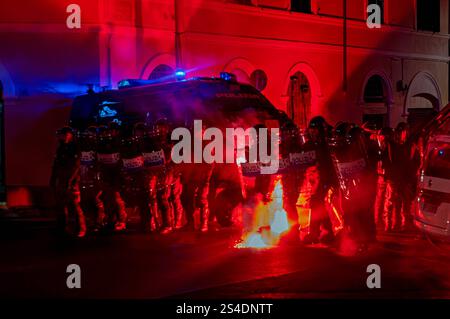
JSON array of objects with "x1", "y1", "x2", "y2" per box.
[
  {"x1": 147, "y1": 119, "x2": 179, "y2": 234},
  {"x1": 180, "y1": 123, "x2": 213, "y2": 233},
  {"x1": 97, "y1": 123, "x2": 127, "y2": 231},
  {"x1": 328, "y1": 125, "x2": 376, "y2": 248},
  {"x1": 78, "y1": 126, "x2": 105, "y2": 231},
  {"x1": 50, "y1": 126, "x2": 86, "y2": 237},
  {"x1": 300, "y1": 117, "x2": 337, "y2": 244},
  {"x1": 120, "y1": 127, "x2": 152, "y2": 232},
  {"x1": 384, "y1": 123, "x2": 419, "y2": 231}
]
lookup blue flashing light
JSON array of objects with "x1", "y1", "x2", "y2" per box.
[
  {"x1": 439, "y1": 149, "x2": 445, "y2": 156},
  {"x1": 220, "y1": 72, "x2": 237, "y2": 82},
  {"x1": 175, "y1": 70, "x2": 186, "y2": 80}
]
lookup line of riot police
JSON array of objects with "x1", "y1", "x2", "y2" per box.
[
  {"x1": 51, "y1": 119, "x2": 187, "y2": 237},
  {"x1": 51, "y1": 116, "x2": 421, "y2": 248},
  {"x1": 277, "y1": 116, "x2": 420, "y2": 251}
]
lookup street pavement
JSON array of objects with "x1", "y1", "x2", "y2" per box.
[{"x1": 0, "y1": 219, "x2": 449, "y2": 299}]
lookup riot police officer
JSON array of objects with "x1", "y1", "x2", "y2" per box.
[
  {"x1": 301, "y1": 116, "x2": 336, "y2": 244},
  {"x1": 120, "y1": 124, "x2": 152, "y2": 232},
  {"x1": 97, "y1": 122, "x2": 127, "y2": 231},
  {"x1": 151, "y1": 118, "x2": 177, "y2": 234},
  {"x1": 78, "y1": 126, "x2": 105, "y2": 232},
  {"x1": 346, "y1": 126, "x2": 377, "y2": 245},
  {"x1": 50, "y1": 126, "x2": 86, "y2": 237},
  {"x1": 183, "y1": 121, "x2": 214, "y2": 232},
  {"x1": 385, "y1": 122, "x2": 419, "y2": 231}
]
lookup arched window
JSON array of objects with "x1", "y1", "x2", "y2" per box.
[
  {"x1": 364, "y1": 75, "x2": 385, "y2": 103},
  {"x1": 406, "y1": 72, "x2": 441, "y2": 130},
  {"x1": 362, "y1": 74, "x2": 388, "y2": 129},
  {"x1": 148, "y1": 64, "x2": 174, "y2": 80},
  {"x1": 288, "y1": 71, "x2": 311, "y2": 128}
]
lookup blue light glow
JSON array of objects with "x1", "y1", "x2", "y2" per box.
[
  {"x1": 175, "y1": 70, "x2": 186, "y2": 80},
  {"x1": 118, "y1": 80, "x2": 131, "y2": 88},
  {"x1": 220, "y1": 72, "x2": 237, "y2": 82}
]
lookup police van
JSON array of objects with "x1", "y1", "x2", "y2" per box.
[
  {"x1": 70, "y1": 72, "x2": 290, "y2": 132},
  {"x1": 415, "y1": 104, "x2": 450, "y2": 240}
]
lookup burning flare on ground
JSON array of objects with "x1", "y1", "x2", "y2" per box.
[{"x1": 235, "y1": 178, "x2": 291, "y2": 249}]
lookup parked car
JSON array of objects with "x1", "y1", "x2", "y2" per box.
[{"x1": 415, "y1": 104, "x2": 450, "y2": 240}]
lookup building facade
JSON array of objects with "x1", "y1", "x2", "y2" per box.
[{"x1": 0, "y1": 0, "x2": 448, "y2": 206}]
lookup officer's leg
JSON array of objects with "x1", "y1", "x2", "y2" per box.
[
  {"x1": 159, "y1": 187, "x2": 172, "y2": 234},
  {"x1": 114, "y1": 189, "x2": 127, "y2": 230},
  {"x1": 374, "y1": 176, "x2": 387, "y2": 228},
  {"x1": 305, "y1": 197, "x2": 322, "y2": 243},
  {"x1": 196, "y1": 181, "x2": 210, "y2": 232},
  {"x1": 392, "y1": 183, "x2": 403, "y2": 230},
  {"x1": 144, "y1": 174, "x2": 158, "y2": 231},
  {"x1": 383, "y1": 181, "x2": 394, "y2": 231},
  {"x1": 95, "y1": 190, "x2": 106, "y2": 228},
  {"x1": 68, "y1": 184, "x2": 86, "y2": 237},
  {"x1": 55, "y1": 185, "x2": 69, "y2": 235},
  {"x1": 101, "y1": 184, "x2": 114, "y2": 226},
  {"x1": 138, "y1": 188, "x2": 152, "y2": 233},
  {"x1": 320, "y1": 204, "x2": 334, "y2": 243},
  {"x1": 110, "y1": 175, "x2": 125, "y2": 230},
  {"x1": 170, "y1": 175, "x2": 184, "y2": 229}
]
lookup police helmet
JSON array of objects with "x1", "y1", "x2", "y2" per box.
[
  {"x1": 308, "y1": 116, "x2": 327, "y2": 129},
  {"x1": 348, "y1": 126, "x2": 363, "y2": 141}
]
